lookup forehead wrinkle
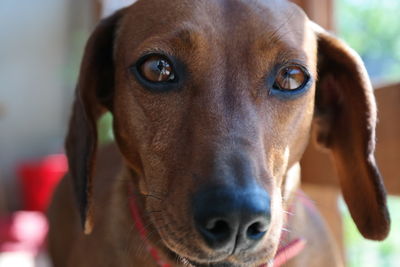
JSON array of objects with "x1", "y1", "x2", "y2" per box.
[
  {"x1": 255, "y1": 22, "x2": 307, "y2": 51},
  {"x1": 253, "y1": 27, "x2": 311, "y2": 72},
  {"x1": 216, "y1": 0, "x2": 308, "y2": 59},
  {"x1": 264, "y1": 46, "x2": 309, "y2": 66},
  {"x1": 252, "y1": 31, "x2": 310, "y2": 66},
  {"x1": 249, "y1": 1, "x2": 308, "y2": 47}
]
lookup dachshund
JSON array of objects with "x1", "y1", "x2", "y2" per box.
[{"x1": 48, "y1": 0, "x2": 390, "y2": 266}]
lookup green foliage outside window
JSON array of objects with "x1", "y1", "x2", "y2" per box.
[
  {"x1": 337, "y1": 0, "x2": 400, "y2": 84},
  {"x1": 98, "y1": 112, "x2": 114, "y2": 145},
  {"x1": 342, "y1": 197, "x2": 400, "y2": 267},
  {"x1": 337, "y1": 1, "x2": 400, "y2": 266}
]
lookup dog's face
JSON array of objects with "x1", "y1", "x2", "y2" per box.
[
  {"x1": 65, "y1": 0, "x2": 390, "y2": 266},
  {"x1": 112, "y1": 0, "x2": 315, "y2": 264}
]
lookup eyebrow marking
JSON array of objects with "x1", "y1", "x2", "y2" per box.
[{"x1": 167, "y1": 28, "x2": 206, "y2": 51}]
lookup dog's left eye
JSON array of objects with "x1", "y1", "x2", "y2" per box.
[
  {"x1": 273, "y1": 65, "x2": 309, "y2": 91},
  {"x1": 138, "y1": 55, "x2": 176, "y2": 83},
  {"x1": 131, "y1": 54, "x2": 181, "y2": 92}
]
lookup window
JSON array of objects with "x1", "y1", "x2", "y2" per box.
[
  {"x1": 336, "y1": 2, "x2": 400, "y2": 266},
  {"x1": 337, "y1": 0, "x2": 400, "y2": 84}
]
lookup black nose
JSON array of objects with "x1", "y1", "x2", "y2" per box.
[{"x1": 192, "y1": 186, "x2": 270, "y2": 252}]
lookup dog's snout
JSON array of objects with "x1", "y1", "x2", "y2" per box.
[{"x1": 192, "y1": 186, "x2": 270, "y2": 252}]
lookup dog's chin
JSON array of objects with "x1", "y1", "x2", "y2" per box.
[
  {"x1": 183, "y1": 258, "x2": 238, "y2": 267},
  {"x1": 156, "y1": 223, "x2": 276, "y2": 267},
  {"x1": 164, "y1": 247, "x2": 263, "y2": 267},
  {"x1": 159, "y1": 234, "x2": 274, "y2": 267},
  {"x1": 163, "y1": 245, "x2": 233, "y2": 266}
]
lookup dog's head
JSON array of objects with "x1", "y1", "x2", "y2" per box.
[{"x1": 65, "y1": 0, "x2": 390, "y2": 265}]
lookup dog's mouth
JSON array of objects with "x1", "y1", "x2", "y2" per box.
[
  {"x1": 161, "y1": 240, "x2": 270, "y2": 267},
  {"x1": 183, "y1": 258, "x2": 239, "y2": 267},
  {"x1": 140, "y1": 179, "x2": 281, "y2": 267},
  {"x1": 161, "y1": 239, "x2": 235, "y2": 266},
  {"x1": 156, "y1": 224, "x2": 272, "y2": 267},
  {"x1": 170, "y1": 250, "x2": 247, "y2": 267},
  {"x1": 144, "y1": 198, "x2": 279, "y2": 267}
]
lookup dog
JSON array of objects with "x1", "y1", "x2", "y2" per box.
[{"x1": 47, "y1": 0, "x2": 390, "y2": 266}]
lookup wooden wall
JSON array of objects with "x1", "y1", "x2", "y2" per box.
[{"x1": 291, "y1": 0, "x2": 334, "y2": 30}]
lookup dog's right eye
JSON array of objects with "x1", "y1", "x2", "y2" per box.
[
  {"x1": 273, "y1": 65, "x2": 309, "y2": 91},
  {"x1": 269, "y1": 64, "x2": 312, "y2": 99}
]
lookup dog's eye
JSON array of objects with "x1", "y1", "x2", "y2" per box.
[
  {"x1": 273, "y1": 65, "x2": 309, "y2": 91},
  {"x1": 131, "y1": 53, "x2": 182, "y2": 92},
  {"x1": 139, "y1": 55, "x2": 175, "y2": 83}
]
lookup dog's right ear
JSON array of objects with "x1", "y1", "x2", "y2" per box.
[{"x1": 65, "y1": 9, "x2": 125, "y2": 234}]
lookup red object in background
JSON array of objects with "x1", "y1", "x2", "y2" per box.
[
  {"x1": 0, "y1": 211, "x2": 48, "y2": 254},
  {"x1": 18, "y1": 154, "x2": 68, "y2": 212}
]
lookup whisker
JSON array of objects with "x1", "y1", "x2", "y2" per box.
[
  {"x1": 129, "y1": 189, "x2": 167, "y2": 201},
  {"x1": 146, "y1": 210, "x2": 163, "y2": 214},
  {"x1": 122, "y1": 224, "x2": 136, "y2": 254},
  {"x1": 282, "y1": 210, "x2": 294, "y2": 216},
  {"x1": 142, "y1": 194, "x2": 164, "y2": 201}
]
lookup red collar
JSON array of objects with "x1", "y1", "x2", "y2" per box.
[{"x1": 128, "y1": 191, "x2": 309, "y2": 267}]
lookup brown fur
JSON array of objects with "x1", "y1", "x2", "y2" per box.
[{"x1": 48, "y1": 0, "x2": 390, "y2": 266}]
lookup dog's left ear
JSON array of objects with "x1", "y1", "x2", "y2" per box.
[
  {"x1": 311, "y1": 23, "x2": 390, "y2": 240},
  {"x1": 65, "y1": 9, "x2": 125, "y2": 234}
]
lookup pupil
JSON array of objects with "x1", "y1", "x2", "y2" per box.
[
  {"x1": 155, "y1": 59, "x2": 172, "y2": 79},
  {"x1": 283, "y1": 68, "x2": 291, "y2": 78},
  {"x1": 157, "y1": 60, "x2": 165, "y2": 71}
]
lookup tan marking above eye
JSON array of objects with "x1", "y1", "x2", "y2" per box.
[
  {"x1": 140, "y1": 55, "x2": 175, "y2": 82},
  {"x1": 274, "y1": 66, "x2": 307, "y2": 90}
]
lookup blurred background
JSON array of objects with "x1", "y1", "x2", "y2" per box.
[
  {"x1": 336, "y1": 2, "x2": 400, "y2": 266},
  {"x1": 0, "y1": 0, "x2": 399, "y2": 266}
]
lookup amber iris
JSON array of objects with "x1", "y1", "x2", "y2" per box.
[
  {"x1": 274, "y1": 66, "x2": 308, "y2": 90},
  {"x1": 139, "y1": 55, "x2": 175, "y2": 82}
]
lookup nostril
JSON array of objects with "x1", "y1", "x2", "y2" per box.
[
  {"x1": 203, "y1": 219, "x2": 231, "y2": 239},
  {"x1": 246, "y1": 221, "x2": 268, "y2": 240},
  {"x1": 206, "y1": 219, "x2": 228, "y2": 232}
]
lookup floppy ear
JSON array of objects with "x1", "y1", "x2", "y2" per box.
[
  {"x1": 312, "y1": 23, "x2": 390, "y2": 240},
  {"x1": 65, "y1": 10, "x2": 124, "y2": 234}
]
